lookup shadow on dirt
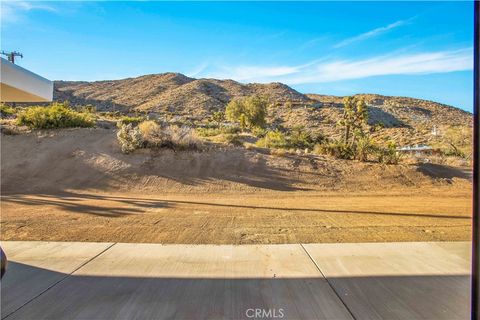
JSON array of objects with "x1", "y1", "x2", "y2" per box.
[
  {"x1": 417, "y1": 163, "x2": 472, "y2": 181},
  {"x1": 1, "y1": 191, "x2": 470, "y2": 220},
  {"x1": 1, "y1": 130, "x2": 309, "y2": 193}
]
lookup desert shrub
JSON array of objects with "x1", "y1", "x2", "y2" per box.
[
  {"x1": 78, "y1": 105, "x2": 96, "y2": 113},
  {"x1": 16, "y1": 103, "x2": 95, "y2": 129},
  {"x1": 256, "y1": 130, "x2": 287, "y2": 149},
  {"x1": 118, "y1": 116, "x2": 143, "y2": 126},
  {"x1": 0, "y1": 105, "x2": 15, "y2": 118},
  {"x1": 225, "y1": 95, "x2": 267, "y2": 130},
  {"x1": 439, "y1": 126, "x2": 472, "y2": 159},
  {"x1": 354, "y1": 134, "x2": 375, "y2": 161},
  {"x1": 117, "y1": 123, "x2": 143, "y2": 154},
  {"x1": 251, "y1": 126, "x2": 267, "y2": 138},
  {"x1": 197, "y1": 125, "x2": 240, "y2": 137},
  {"x1": 377, "y1": 141, "x2": 402, "y2": 164},
  {"x1": 221, "y1": 125, "x2": 241, "y2": 134},
  {"x1": 197, "y1": 127, "x2": 223, "y2": 137},
  {"x1": 166, "y1": 125, "x2": 202, "y2": 150},
  {"x1": 211, "y1": 111, "x2": 225, "y2": 124},
  {"x1": 136, "y1": 120, "x2": 202, "y2": 150},
  {"x1": 315, "y1": 139, "x2": 354, "y2": 159},
  {"x1": 219, "y1": 133, "x2": 242, "y2": 146},
  {"x1": 442, "y1": 148, "x2": 466, "y2": 158},
  {"x1": 287, "y1": 127, "x2": 325, "y2": 149},
  {"x1": 138, "y1": 120, "x2": 165, "y2": 146}
]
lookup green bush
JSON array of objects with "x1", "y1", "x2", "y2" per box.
[
  {"x1": 197, "y1": 125, "x2": 240, "y2": 137},
  {"x1": 287, "y1": 127, "x2": 324, "y2": 149},
  {"x1": 314, "y1": 139, "x2": 354, "y2": 159},
  {"x1": 225, "y1": 95, "x2": 268, "y2": 130},
  {"x1": 0, "y1": 105, "x2": 15, "y2": 118},
  {"x1": 377, "y1": 141, "x2": 402, "y2": 164},
  {"x1": 16, "y1": 103, "x2": 95, "y2": 129},
  {"x1": 256, "y1": 130, "x2": 287, "y2": 149},
  {"x1": 117, "y1": 116, "x2": 143, "y2": 126},
  {"x1": 251, "y1": 126, "x2": 267, "y2": 138}
]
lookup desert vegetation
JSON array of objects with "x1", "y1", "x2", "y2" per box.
[
  {"x1": 117, "y1": 120, "x2": 202, "y2": 153},
  {"x1": 15, "y1": 103, "x2": 95, "y2": 129},
  {"x1": 0, "y1": 75, "x2": 472, "y2": 166},
  {"x1": 225, "y1": 95, "x2": 268, "y2": 130},
  {"x1": 0, "y1": 105, "x2": 16, "y2": 118}
]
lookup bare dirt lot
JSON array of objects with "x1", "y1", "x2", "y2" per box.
[
  {"x1": 0, "y1": 190, "x2": 472, "y2": 244},
  {"x1": 0, "y1": 129, "x2": 473, "y2": 244}
]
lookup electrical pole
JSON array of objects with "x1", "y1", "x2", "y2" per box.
[
  {"x1": 1, "y1": 51, "x2": 23, "y2": 107},
  {"x1": 1, "y1": 51, "x2": 23, "y2": 64}
]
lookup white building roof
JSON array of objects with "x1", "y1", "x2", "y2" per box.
[{"x1": 0, "y1": 58, "x2": 53, "y2": 102}]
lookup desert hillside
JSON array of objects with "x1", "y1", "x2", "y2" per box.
[{"x1": 52, "y1": 73, "x2": 472, "y2": 146}]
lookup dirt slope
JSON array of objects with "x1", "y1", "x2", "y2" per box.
[{"x1": 1, "y1": 128, "x2": 471, "y2": 195}]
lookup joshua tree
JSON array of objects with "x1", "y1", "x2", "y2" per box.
[{"x1": 339, "y1": 96, "x2": 368, "y2": 146}]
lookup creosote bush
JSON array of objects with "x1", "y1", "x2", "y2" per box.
[
  {"x1": 0, "y1": 105, "x2": 16, "y2": 118},
  {"x1": 225, "y1": 95, "x2": 268, "y2": 130},
  {"x1": 256, "y1": 130, "x2": 287, "y2": 149},
  {"x1": 16, "y1": 103, "x2": 95, "y2": 129}
]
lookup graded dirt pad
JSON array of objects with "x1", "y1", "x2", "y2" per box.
[
  {"x1": 0, "y1": 190, "x2": 471, "y2": 244},
  {"x1": 0, "y1": 128, "x2": 473, "y2": 244}
]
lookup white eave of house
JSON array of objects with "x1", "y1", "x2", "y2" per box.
[
  {"x1": 0, "y1": 57, "x2": 53, "y2": 102},
  {"x1": 398, "y1": 144, "x2": 433, "y2": 152}
]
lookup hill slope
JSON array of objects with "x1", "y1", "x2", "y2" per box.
[{"x1": 53, "y1": 73, "x2": 471, "y2": 146}]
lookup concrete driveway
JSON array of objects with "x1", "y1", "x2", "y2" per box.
[{"x1": 0, "y1": 241, "x2": 471, "y2": 319}]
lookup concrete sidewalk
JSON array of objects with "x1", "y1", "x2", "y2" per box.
[{"x1": 0, "y1": 241, "x2": 471, "y2": 320}]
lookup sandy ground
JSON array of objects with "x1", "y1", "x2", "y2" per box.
[
  {"x1": 0, "y1": 128, "x2": 473, "y2": 244},
  {"x1": 0, "y1": 190, "x2": 471, "y2": 244}
]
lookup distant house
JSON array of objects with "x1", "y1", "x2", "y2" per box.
[{"x1": 397, "y1": 144, "x2": 439, "y2": 156}]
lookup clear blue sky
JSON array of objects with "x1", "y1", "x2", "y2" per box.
[{"x1": 1, "y1": 1, "x2": 474, "y2": 111}]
